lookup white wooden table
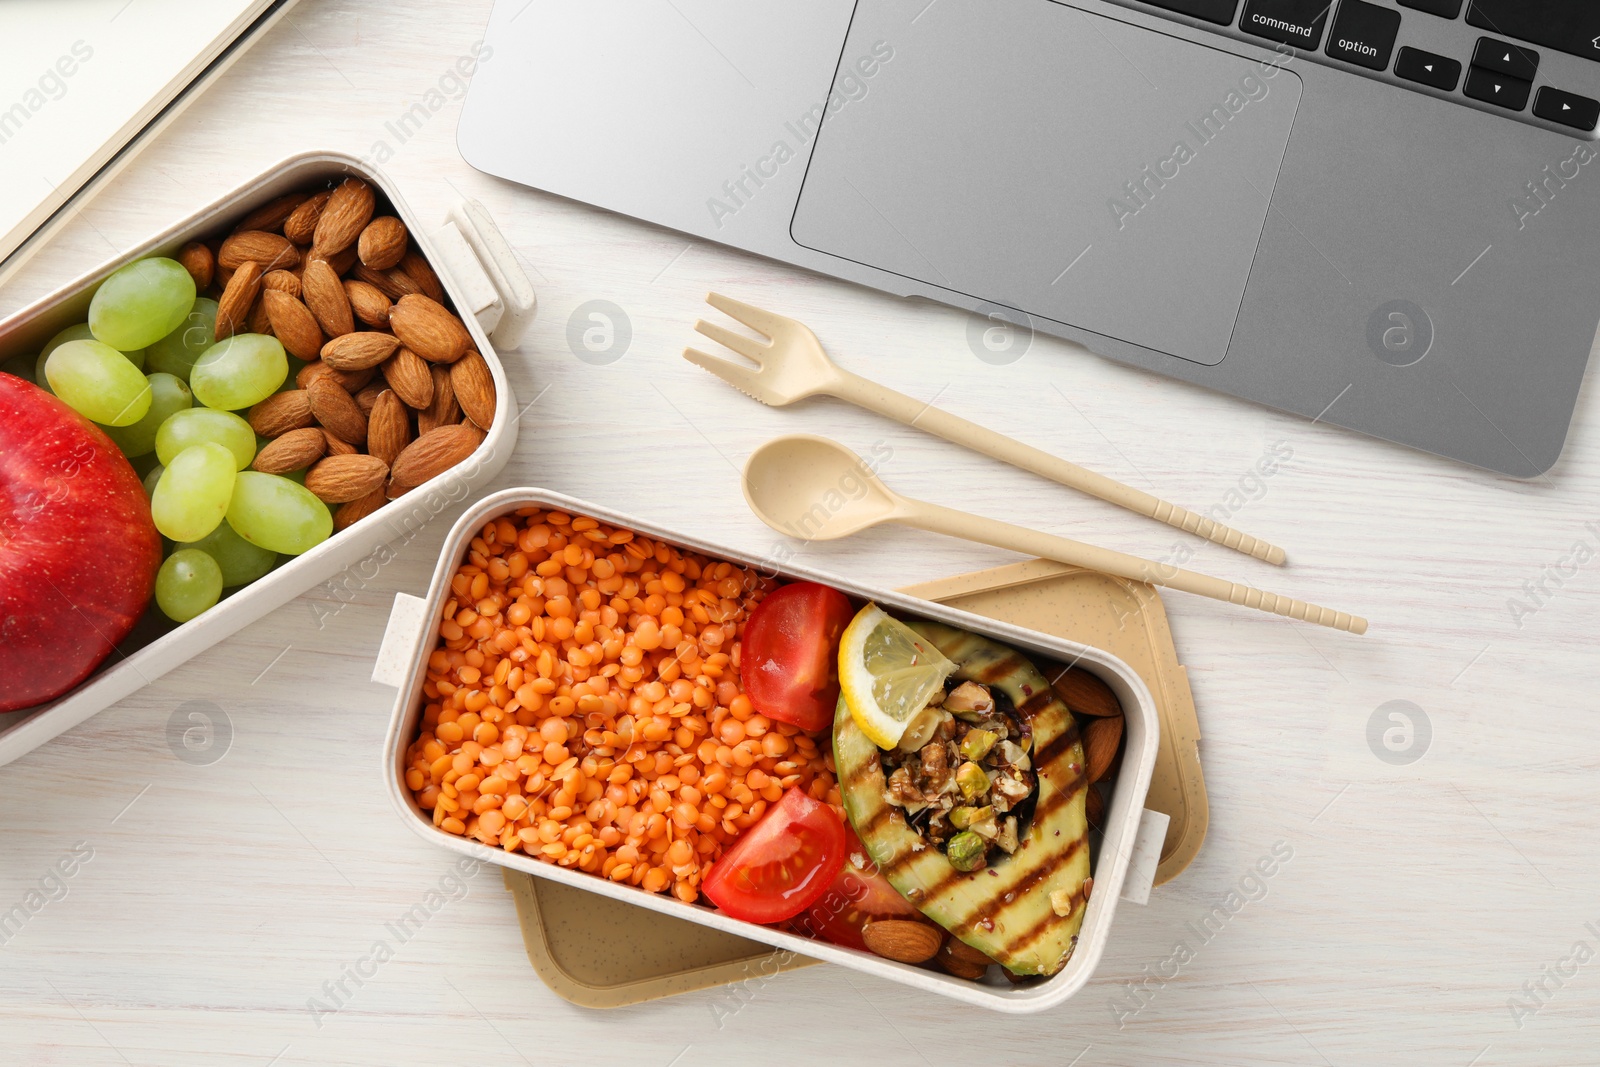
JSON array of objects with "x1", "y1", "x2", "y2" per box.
[{"x1": 4, "y1": 2, "x2": 1598, "y2": 1064}]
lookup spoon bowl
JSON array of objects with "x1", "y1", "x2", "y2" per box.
[{"x1": 742, "y1": 434, "x2": 900, "y2": 541}]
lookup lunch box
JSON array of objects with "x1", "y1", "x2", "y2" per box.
[
  {"x1": 375, "y1": 487, "x2": 1167, "y2": 1014},
  {"x1": 0, "y1": 151, "x2": 535, "y2": 768}
]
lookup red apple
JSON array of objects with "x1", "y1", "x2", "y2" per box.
[{"x1": 0, "y1": 373, "x2": 161, "y2": 712}]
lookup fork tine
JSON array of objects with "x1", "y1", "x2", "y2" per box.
[
  {"x1": 693, "y1": 319, "x2": 769, "y2": 363},
  {"x1": 684, "y1": 348, "x2": 766, "y2": 396},
  {"x1": 705, "y1": 292, "x2": 790, "y2": 338}
]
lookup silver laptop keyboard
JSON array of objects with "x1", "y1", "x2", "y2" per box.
[{"x1": 1120, "y1": 0, "x2": 1600, "y2": 132}]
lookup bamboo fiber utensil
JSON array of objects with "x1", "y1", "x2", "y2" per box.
[
  {"x1": 688, "y1": 292, "x2": 1287, "y2": 566},
  {"x1": 742, "y1": 434, "x2": 1367, "y2": 634}
]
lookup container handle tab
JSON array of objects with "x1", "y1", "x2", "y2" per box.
[
  {"x1": 373, "y1": 592, "x2": 431, "y2": 688},
  {"x1": 442, "y1": 199, "x2": 537, "y2": 351},
  {"x1": 1119, "y1": 808, "x2": 1170, "y2": 906}
]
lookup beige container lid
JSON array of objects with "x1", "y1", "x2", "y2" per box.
[{"x1": 505, "y1": 559, "x2": 1206, "y2": 1007}]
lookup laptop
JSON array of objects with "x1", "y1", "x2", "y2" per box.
[
  {"x1": 0, "y1": 0, "x2": 297, "y2": 278},
  {"x1": 458, "y1": 0, "x2": 1600, "y2": 477}
]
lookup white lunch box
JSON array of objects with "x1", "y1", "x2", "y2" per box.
[
  {"x1": 375, "y1": 487, "x2": 1168, "y2": 1013},
  {"x1": 0, "y1": 151, "x2": 535, "y2": 768}
]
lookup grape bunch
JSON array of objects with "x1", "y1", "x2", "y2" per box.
[
  {"x1": 3, "y1": 177, "x2": 496, "y2": 626},
  {"x1": 10, "y1": 257, "x2": 330, "y2": 623}
]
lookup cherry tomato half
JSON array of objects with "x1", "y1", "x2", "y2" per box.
[
  {"x1": 788, "y1": 826, "x2": 922, "y2": 951},
  {"x1": 703, "y1": 787, "x2": 847, "y2": 925},
  {"x1": 741, "y1": 581, "x2": 854, "y2": 732}
]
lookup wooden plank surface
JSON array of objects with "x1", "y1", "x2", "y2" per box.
[{"x1": 2, "y1": 1, "x2": 1597, "y2": 1064}]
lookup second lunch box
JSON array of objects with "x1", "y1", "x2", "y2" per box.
[{"x1": 376, "y1": 487, "x2": 1166, "y2": 1014}]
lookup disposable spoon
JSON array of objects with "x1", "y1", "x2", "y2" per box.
[{"x1": 742, "y1": 434, "x2": 1366, "y2": 635}]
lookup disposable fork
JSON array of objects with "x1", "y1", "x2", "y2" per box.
[{"x1": 685, "y1": 292, "x2": 1288, "y2": 565}]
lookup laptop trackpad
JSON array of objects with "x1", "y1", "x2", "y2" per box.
[{"x1": 791, "y1": 0, "x2": 1302, "y2": 366}]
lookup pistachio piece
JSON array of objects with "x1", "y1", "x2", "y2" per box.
[
  {"x1": 947, "y1": 830, "x2": 988, "y2": 872},
  {"x1": 949, "y1": 804, "x2": 992, "y2": 830},
  {"x1": 955, "y1": 760, "x2": 989, "y2": 801},
  {"x1": 959, "y1": 728, "x2": 997, "y2": 761}
]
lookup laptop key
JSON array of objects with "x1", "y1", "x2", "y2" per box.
[
  {"x1": 1240, "y1": 0, "x2": 1329, "y2": 49},
  {"x1": 1395, "y1": 46, "x2": 1462, "y2": 90},
  {"x1": 1398, "y1": 0, "x2": 1462, "y2": 16},
  {"x1": 1326, "y1": 1, "x2": 1401, "y2": 71},
  {"x1": 1466, "y1": 2, "x2": 1600, "y2": 63},
  {"x1": 1473, "y1": 38, "x2": 1539, "y2": 82},
  {"x1": 1464, "y1": 66, "x2": 1532, "y2": 111},
  {"x1": 1139, "y1": 0, "x2": 1239, "y2": 25},
  {"x1": 1533, "y1": 87, "x2": 1600, "y2": 131}
]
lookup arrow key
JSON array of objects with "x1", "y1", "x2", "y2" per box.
[
  {"x1": 1396, "y1": 46, "x2": 1462, "y2": 91},
  {"x1": 1534, "y1": 86, "x2": 1600, "y2": 131},
  {"x1": 1465, "y1": 65, "x2": 1532, "y2": 111},
  {"x1": 1473, "y1": 37, "x2": 1539, "y2": 81}
]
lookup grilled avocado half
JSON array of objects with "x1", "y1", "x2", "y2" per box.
[{"x1": 833, "y1": 620, "x2": 1092, "y2": 976}]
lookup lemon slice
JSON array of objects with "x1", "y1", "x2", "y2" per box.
[{"x1": 838, "y1": 604, "x2": 956, "y2": 750}]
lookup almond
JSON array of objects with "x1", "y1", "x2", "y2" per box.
[
  {"x1": 400, "y1": 249, "x2": 445, "y2": 303},
  {"x1": 1082, "y1": 715, "x2": 1123, "y2": 785},
  {"x1": 306, "y1": 454, "x2": 388, "y2": 503},
  {"x1": 177, "y1": 242, "x2": 214, "y2": 290},
  {"x1": 861, "y1": 920, "x2": 943, "y2": 964},
  {"x1": 390, "y1": 294, "x2": 470, "y2": 363},
  {"x1": 247, "y1": 297, "x2": 273, "y2": 336},
  {"x1": 357, "y1": 216, "x2": 408, "y2": 270},
  {"x1": 312, "y1": 177, "x2": 375, "y2": 257},
  {"x1": 333, "y1": 488, "x2": 388, "y2": 531},
  {"x1": 321, "y1": 331, "x2": 401, "y2": 371},
  {"x1": 248, "y1": 389, "x2": 314, "y2": 437},
  {"x1": 215, "y1": 260, "x2": 262, "y2": 340},
  {"x1": 282, "y1": 190, "x2": 332, "y2": 245},
  {"x1": 344, "y1": 279, "x2": 391, "y2": 328},
  {"x1": 262, "y1": 269, "x2": 300, "y2": 297},
  {"x1": 449, "y1": 351, "x2": 496, "y2": 429},
  {"x1": 251, "y1": 426, "x2": 327, "y2": 474},
  {"x1": 353, "y1": 383, "x2": 386, "y2": 415},
  {"x1": 935, "y1": 939, "x2": 989, "y2": 980},
  {"x1": 218, "y1": 230, "x2": 299, "y2": 273},
  {"x1": 297, "y1": 360, "x2": 374, "y2": 393},
  {"x1": 263, "y1": 290, "x2": 324, "y2": 361},
  {"x1": 389, "y1": 423, "x2": 482, "y2": 489},
  {"x1": 417, "y1": 364, "x2": 458, "y2": 434},
  {"x1": 1049, "y1": 667, "x2": 1122, "y2": 718},
  {"x1": 301, "y1": 259, "x2": 354, "y2": 338},
  {"x1": 235, "y1": 191, "x2": 309, "y2": 235},
  {"x1": 308, "y1": 376, "x2": 368, "y2": 446},
  {"x1": 367, "y1": 390, "x2": 410, "y2": 466},
  {"x1": 323, "y1": 429, "x2": 359, "y2": 455},
  {"x1": 352, "y1": 262, "x2": 419, "y2": 300},
  {"x1": 1085, "y1": 784, "x2": 1105, "y2": 830},
  {"x1": 313, "y1": 243, "x2": 360, "y2": 276},
  {"x1": 380, "y1": 347, "x2": 433, "y2": 410}
]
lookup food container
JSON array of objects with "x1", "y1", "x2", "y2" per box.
[
  {"x1": 0, "y1": 151, "x2": 534, "y2": 768},
  {"x1": 375, "y1": 487, "x2": 1166, "y2": 1013},
  {"x1": 506, "y1": 558, "x2": 1205, "y2": 1007}
]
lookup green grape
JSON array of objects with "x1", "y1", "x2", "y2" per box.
[
  {"x1": 181, "y1": 520, "x2": 277, "y2": 587},
  {"x1": 1, "y1": 353, "x2": 37, "y2": 383},
  {"x1": 101, "y1": 372, "x2": 192, "y2": 457},
  {"x1": 43, "y1": 339, "x2": 153, "y2": 426},
  {"x1": 151, "y1": 442, "x2": 236, "y2": 542},
  {"x1": 155, "y1": 548, "x2": 223, "y2": 623},
  {"x1": 89, "y1": 257, "x2": 196, "y2": 351},
  {"x1": 155, "y1": 408, "x2": 255, "y2": 470},
  {"x1": 226, "y1": 471, "x2": 333, "y2": 555},
  {"x1": 190, "y1": 333, "x2": 287, "y2": 411},
  {"x1": 146, "y1": 298, "x2": 219, "y2": 382},
  {"x1": 143, "y1": 464, "x2": 164, "y2": 498},
  {"x1": 41, "y1": 323, "x2": 94, "y2": 360}
]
